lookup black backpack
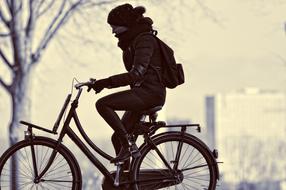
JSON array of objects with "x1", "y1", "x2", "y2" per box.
[
  {"x1": 154, "y1": 34, "x2": 185, "y2": 89},
  {"x1": 135, "y1": 32, "x2": 185, "y2": 89}
]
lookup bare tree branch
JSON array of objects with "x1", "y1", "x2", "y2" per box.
[
  {"x1": 25, "y1": 0, "x2": 38, "y2": 38},
  {"x1": 82, "y1": 0, "x2": 122, "y2": 8},
  {"x1": 37, "y1": 0, "x2": 56, "y2": 17},
  {"x1": 0, "y1": 7, "x2": 10, "y2": 28},
  {"x1": 0, "y1": 48, "x2": 12, "y2": 69},
  {"x1": 0, "y1": 76, "x2": 10, "y2": 93},
  {"x1": 10, "y1": 0, "x2": 23, "y2": 18},
  {"x1": 194, "y1": 0, "x2": 224, "y2": 28},
  {"x1": 33, "y1": 0, "x2": 83, "y2": 63},
  {"x1": 38, "y1": 0, "x2": 45, "y2": 7},
  {"x1": 272, "y1": 52, "x2": 286, "y2": 66},
  {"x1": 5, "y1": 0, "x2": 12, "y2": 14},
  {"x1": 0, "y1": 32, "x2": 10, "y2": 37},
  {"x1": 42, "y1": 0, "x2": 67, "y2": 39}
]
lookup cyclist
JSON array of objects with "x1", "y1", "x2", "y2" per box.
[{"x1": 89, "y1": 4, "x2": 166, "y2": 164}]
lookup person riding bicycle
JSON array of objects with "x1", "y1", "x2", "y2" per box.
[{"x1": 89, "y1": 3, "x2": 166, "y2": 163}]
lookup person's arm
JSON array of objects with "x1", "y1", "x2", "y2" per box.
[{"x1": 108, "y1": 34, "x2": 156, "y2": 88}]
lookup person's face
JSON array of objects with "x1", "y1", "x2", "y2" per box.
[{"x1": 110, "y1": 25, "x2": 128, "y2": 35}]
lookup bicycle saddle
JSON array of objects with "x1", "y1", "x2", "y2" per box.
[{"x1": 141, "y1": 106, "x2": 162, "y2": 115}]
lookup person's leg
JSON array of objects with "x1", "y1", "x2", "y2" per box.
[
  {"x1": 96, "y1": 90, "x2": 148, "y2": 162},
  {"x1": 111, "y1": 133, "x2": 121, "y2": 155},
  {"x1": 111, "y1": 111, "x2": 139, "y2": 153},
  {"x1": 111, "y1": 111, "x2": 142, "y2": 169},
  {"x1": 96, "y1": 90, "x2": 147, "y2": 136},
  {"x1": 122, "y1": 111, "x2": 142, "y2": 133}
]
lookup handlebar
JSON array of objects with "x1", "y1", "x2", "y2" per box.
[
  {"x1": 74, "y1": 78, "x2": 96, "y2": 90},
  {"x1": 75, "y1": 82, "x2": 90, "y2": 89}
]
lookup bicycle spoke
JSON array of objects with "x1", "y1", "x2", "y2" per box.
[
  {"x1": 43, "y1": 180, "x2": 72, "y2": 188},
  {"x1": 184, "y1": 154, "x2": 204, "y2": 170},
  {"x1": 181, "y1": 146, "x2": 196, "y2": 169},
  {"x1": 17, "y1": 149, "x2": 34, "y2": 177},
  {"x1": 23, "y1": 147, "x2": 35, "y2": 176},
  {"x1": 182, "y1": 182, "x2": 200, "y2": 190},
  {"x1": 39, "y1": 145, "x2": 51, "y2": 172},
  {"x1": 180, "y1": 144, "x2": 190, "y2": 163},
  {"x1": 43, "y1": 155, "x2": 65, "y2": 177},
  {"x1": 17, "y1": 180, "x2": 34, "y2": 189},
  {"x1": 171, "y1": 141, "x2": 175, "y2": 160},
  {"x1": 183, "y1": 164, "x2": 210, "y2": 173}
]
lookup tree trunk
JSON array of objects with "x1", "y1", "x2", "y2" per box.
[
  {"x1": 9, "y1": 70, "x2": 32, "y2": 190},
  {"x1": 9, "y1": 1, "x2": 34, "y2": 145}
]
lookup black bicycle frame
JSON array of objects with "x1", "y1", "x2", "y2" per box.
[{"x1": 35, "y1": 88, "x2": 116, "y2": 183}]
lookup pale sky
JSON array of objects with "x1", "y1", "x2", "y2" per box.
[{"x1": 1, "y1": 0, "x2": 286, "y2": 143}]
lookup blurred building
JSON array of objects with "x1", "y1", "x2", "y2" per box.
[{"x1": 205, "y1": 88, "x2": 286, "y2": 186}]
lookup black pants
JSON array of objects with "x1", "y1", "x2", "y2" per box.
[
  {"x1": 96, "y1": 90, "x2": 157, "y2": 150},
  {"x1": 96, "y1": 89, "x2": 163, "y2": 169},
  {"x1": 96, "y1": 89, "x2": 150, "y2": 134}
]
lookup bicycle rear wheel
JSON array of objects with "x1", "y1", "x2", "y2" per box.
[
  {"x1": 131, "y1": 133, "x2": 217, "y2": 190},
  {"x1": 0, "y1": 137, "x2": 81, "y2": 190}
]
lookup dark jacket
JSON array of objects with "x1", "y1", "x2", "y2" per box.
[{"x1": 109, "y1": 33, "x2": 166, "y2": 106}]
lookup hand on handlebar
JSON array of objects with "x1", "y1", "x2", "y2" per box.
[
  {"x1": 87, "y1": 78, "x2": 111, "y2": 94},
  {"x1": 87, "y1": 78, "x2": 96, "y2": 92}
]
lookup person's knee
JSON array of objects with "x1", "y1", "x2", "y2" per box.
[{"x1": 96, "y1": 98, "x2": 107, "y2": 113}]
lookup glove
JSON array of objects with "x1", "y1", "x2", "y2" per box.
[{"x1": 90, "y1": 78, "x2": 111, "y2": 93}]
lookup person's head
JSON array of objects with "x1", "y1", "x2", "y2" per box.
[{"x1": 107, "y1": 3, "x2": 147, "y2": 35}]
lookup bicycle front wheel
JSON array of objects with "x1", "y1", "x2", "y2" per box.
[
  {"x1": 132, "y1": 133, "x2": 217, "y2": 190},
  {"x1": 0, "y1": 137, "x2": 82, "y2": 190}
]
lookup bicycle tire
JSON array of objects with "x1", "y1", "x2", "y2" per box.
[
  {"x1": 0, "y1": 137, "x2": 82, "y2": 190},
  {"x1": 131, "y1": 132, "x2": 217, "y2": 190}
]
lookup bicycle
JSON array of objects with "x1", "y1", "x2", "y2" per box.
[{"x1": 0, "y1": 80, "x2": 220, "y2": 190}]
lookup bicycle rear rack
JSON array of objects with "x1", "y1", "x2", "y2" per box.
[
  {"x1": 165, "y1": 123, "x2": 201, "y2": 132},
  {"x1": 147, "y1": 122, "x2": 201, "y2": 136}
]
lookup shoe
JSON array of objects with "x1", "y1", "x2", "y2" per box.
[
  {"x1": 110, "y1": 147, "x2": 131, "y2": 163},
  {"x1": 111, "y1": 133, "x2": 131, "y2": 163}
]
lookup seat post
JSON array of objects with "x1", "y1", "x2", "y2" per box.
[
  {"x1": 149, "y1": 113, "x2": 158, "y2": 123},
  {"x1": 140, "y1": 115, "x2": 146, "y2": 121}
]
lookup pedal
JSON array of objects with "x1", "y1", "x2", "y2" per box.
[
  {"x1": 114, "y1": 162, "x2": 123, "y2": 187},
  {"x1": 130, "y1": 143, "x2": 141, "y2": 158}
]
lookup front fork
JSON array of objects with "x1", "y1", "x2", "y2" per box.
[{"x1": 24, "y1": 127, "x2": 61, "y2": 183}]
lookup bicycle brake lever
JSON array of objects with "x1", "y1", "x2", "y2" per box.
[
  {"x1": 89, "y1": 78, "x2": 96, "y2": 84},
  {"x1": 74, "y1": 83, "x2": 82, "y2": 89},
  {"x1": 75, "y1": 82, "x2": 91, "y2": 90}
]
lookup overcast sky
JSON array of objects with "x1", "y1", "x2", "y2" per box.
[{"x1": 0, "y1": 0, "x2": 286, "y2": 142}]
